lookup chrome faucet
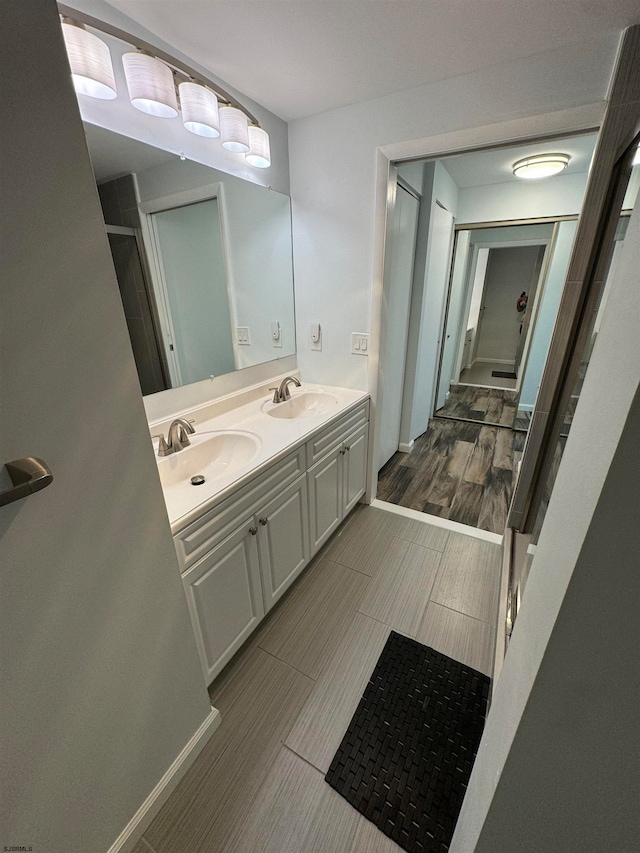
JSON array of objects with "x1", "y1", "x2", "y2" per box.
[
  {"x1": 153, "y1": 418, "x2": 196, "y2": 456},
  {"x1": 167, "y1": 418, "x2": 196, "y2": 453},
  {"x1": 269, "y1": 376, "x2": 301, "y2": 403}
]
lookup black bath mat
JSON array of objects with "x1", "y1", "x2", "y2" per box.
[
  {"x1": 491, "y1": 370, "x2": 517, "y2": 379},
  {"x1": 325, "y1": 632, "x2": 490, "y2": 853}
]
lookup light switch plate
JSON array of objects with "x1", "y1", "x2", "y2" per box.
[
  {"x1": 352, "y1": 332, "x2": 369, "y2": 355},
  {"x1": 236, "y1": 326, "x2": 251, "y2": 345}
]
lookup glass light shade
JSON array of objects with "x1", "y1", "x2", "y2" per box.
[
  {"x1": 513, "y1": 153, "x2": 570, "y2": 180},
  {"x1": 122, "y1": 53, "x2": 178, "y2": 118},
  {"x1": 246, "y1": 126, "x2": 271, "y2": 168},
  {"x1": 219, "y1": 106, "x2": 250, "y2": 153},
  {"x1": 179, "y1": 82, "x2": 220, "y2": 137},
  {"x1": 62, "y1": 22, "x2": 117, "y2": 100}
]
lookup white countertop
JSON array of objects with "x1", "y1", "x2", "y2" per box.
[{"x1": 155, "y1": 382, "x2": 369, "y2": 533}]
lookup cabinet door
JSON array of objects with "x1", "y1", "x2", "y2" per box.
[
  {"x1": 308, "y1": 444, "x2": 343, "y2": 557},
  {"x1": 343, "y1": 424, "x2": 368, "y2": 516},
  {"x1": 182, "y1": 519, "x2": 263, "y2": 685},
  {"x1": 258, "y1": 475, "x2": 310, "y2": 611}
]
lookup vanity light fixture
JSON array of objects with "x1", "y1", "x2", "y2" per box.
[
  {"x1": 61, "y1": 21, "x2": 117, "y2": 100},
  {"x1": 219, "y1": 106, "x2": 250, "y2": 153},
  {"x1": 246, "y1": 125, "x2": 271, "y2": 168},
  {"x1": 179, "y1": 82, "x2": 220, "y2": 138},
  {"x1": 58, "y1": 4, "x2": 271, "y2": 168},
  {"x1": 513, "y1": 153, "x2": 571, "y2": 180},
  {"x1": 123, "y1": 52, "x2": 179, "y2": 118}
]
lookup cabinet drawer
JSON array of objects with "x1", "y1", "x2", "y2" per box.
[
  {"x1": 175, "y1": 446, "x2": 305, "y2": 570},
  {"x1": 306, "y1": 401, "x2": 369, "y2": 467}
]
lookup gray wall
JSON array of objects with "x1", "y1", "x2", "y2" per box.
[
  {"x1": 451, "y1": 186, "x2": 640, "y2": 852},
  {"x1": 0, "y1": 2, "x2": 212, "y2": 851}
]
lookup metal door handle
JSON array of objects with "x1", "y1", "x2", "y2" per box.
[{"x1": 0, "y1": 457, "x2": 53, "y2": 507}]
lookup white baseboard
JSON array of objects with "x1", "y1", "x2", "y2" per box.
[
  {"x1": 474, "y1": 358, "x2": 515, "y2": 366},
  {"x1": 108, "y1": 706, "x2": 222, "y2": 853},
  {"x1": 398, "y1": 440, "x2": 414, "y2": 453}
]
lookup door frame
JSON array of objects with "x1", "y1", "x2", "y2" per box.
[
  {"x1": 376, "y1": 174, "x2": 421, "y2": 468},
  {"x1": 135, "y1": 180, "x2": 238, "y2": 383},
  {"x1": 444, "y1": 231, "x2": 553, "y2": 395},
  {"x1": 366, "y1": 103, "x2": 604, "y2": 505}
]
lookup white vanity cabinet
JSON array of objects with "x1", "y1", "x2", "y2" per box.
[
  {"x1": 257, "y1": 475, "x2": 310, "y2": 612},
  {"x1": 307, "y1": 404, "x2": 369, "y2": 555},
  {"x1": 173, "y1": 399, "x2": 369, "y2": 685},
  {"x1": 181, "y1": 518, "x2": 264, "y2": 685}
]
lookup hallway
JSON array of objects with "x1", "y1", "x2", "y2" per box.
[
  {"x1": 132, "y1": 506, "x2": 500, "y2": 853},
  {"x1": 377, "y1": 418, "x2": 525, "y2": 534}
]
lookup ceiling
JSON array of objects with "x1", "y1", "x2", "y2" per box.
[
  {"x1": 106, "y1": 0, "x2": 640, "y2": 122},
  {"x1": 437, "y1": 132, "x2": 599, "y2": 189}
]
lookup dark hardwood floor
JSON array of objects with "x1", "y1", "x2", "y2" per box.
[
  {"x1": 435, "y1": 385, "x2": 520, "y2": 428},
  {"x1": 377, "y1": 418, "x2": 526, "y2": 534}
]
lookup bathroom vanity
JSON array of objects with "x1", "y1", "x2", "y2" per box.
[{"x1": 152, "y1": 381, "x2": 370, "y2": 685}]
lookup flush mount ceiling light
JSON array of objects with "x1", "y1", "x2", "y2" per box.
[
  {"x1": 513, "y1": 153, "x2": 571, "y2": 180},
  {"x1": 123, "y1": 52, "x2": 179, "y2": 118},
  {"x1": 179, "y1": 82, "x2": 220, "y2": 138},
  {"x1": 246, "y1": 126, "x2": 271, "y2": 168},
  {"x1": 58, "y1": 3, "x2": 271, "y2": 169},
  {"x1": 61, "y1": 21, "x2": 117, "y2": 100}
]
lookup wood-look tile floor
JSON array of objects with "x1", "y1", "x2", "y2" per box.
[
  {"x1": 377, "y1": 418, "x2": 526, "y2": 534},
  {"x1": 134, "y1": 506, "x2": 501, "y2": 853},
  {"x1": 435, "y1": 384, "x2": 520, "y2": 427}
]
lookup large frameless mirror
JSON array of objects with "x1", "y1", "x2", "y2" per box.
[{"x1": 84, "y1": 123, "x2": 296, "y2": 396}]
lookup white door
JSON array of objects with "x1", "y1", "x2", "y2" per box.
[
  {"x1": 419, "y1": 204, "x2": 455, "y2": 422},
  {"x1": 378, "y1": 183, "x2": 420, "y2": 468},
  {"x1": 436, "y1": 231, "x2": 471, "y2": 410}
]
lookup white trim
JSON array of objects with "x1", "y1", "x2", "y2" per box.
[
  {"x1": 107, "y1": 706, "x2": 221, "y2": 853},
  {"x1": 492, "y1": 526, "x2": 512, "y2": 695},
  {"x1": 457, "y1": 381, "x2": 516, "y2": 391},
  {"x1": 371, "y1": 499, "x2": 503, "y2": 544},
  {"x1": 474, "y1": 358, "x2": 516, "y2": 366},
  {"x1": 138, "y1": 182, "x2": 225, "y2": 215},
  {"x1": 398, "y1": 440, "x2": 414, "y2": 453}
]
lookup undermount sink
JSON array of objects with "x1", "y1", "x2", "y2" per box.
[
  {"x1": 157, "y1": 430, "x2": 261, "y2": 490},
  {"x1": 262, "y1": 390, "x2": 339, "y2": 420}
]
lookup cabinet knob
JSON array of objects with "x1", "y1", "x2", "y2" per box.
[
  {"x1": 249, "y1": 526, "x2": 258, "y2": 535},
  {"x1": 344, "y1": 445, "x2": 351, "y2": 452},
  {"x1": 340, "y1": 448, "x2": 346, "y2": 455},
  {"x1": 259, "y1": 517, "x2": 268, "y2": 525}
]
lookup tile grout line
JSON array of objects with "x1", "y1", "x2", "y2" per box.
[
  {"x1": 424, "y1": 599, "x2": 498, "y2": 628},
  {"x1": 256, "y1": 645, "x2": 319, "y2": 683},
  {"x1": 282, "y1": 742, "x2": 329, "y2": 777},
  {"x1": 353, "y1": 607, "x2": 416, "y2": 639}
]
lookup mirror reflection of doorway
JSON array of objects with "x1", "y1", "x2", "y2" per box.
[{"x1": 436, "y1": 227, "x2": 552, "y2": 429}]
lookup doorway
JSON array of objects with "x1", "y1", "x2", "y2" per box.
[{"x1": 374, "y1": 131, "x2": 598, "y2": 534}]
